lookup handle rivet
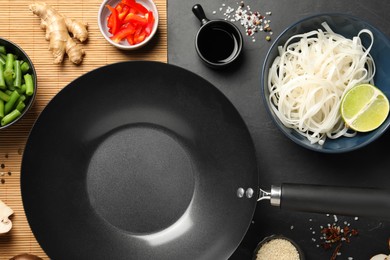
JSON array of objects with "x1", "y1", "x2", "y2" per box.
[
  {"x1": 246, "y1": 188, "x2": 254, "y2": 198},
  {"x1": 237, "y1": 188, "x2": 245, "y2": 198}
]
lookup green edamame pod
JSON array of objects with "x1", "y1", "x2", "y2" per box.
[
  {"x1": 1, "y1": 109, "x2": 21, "y2": 126},
  {"x1": 24, "y1": 73, "x2": 34, "y2": 96},
  {"x1": 4, "y1": 90, "x2": 20, "y2": 114},
  {"x1": 0, "y1": 46, "x2": 5, "y2": 55}
]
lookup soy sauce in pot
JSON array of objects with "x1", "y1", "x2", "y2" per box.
[{"x1": 197, "y1": 25, "x2": 240, "y2": 64}]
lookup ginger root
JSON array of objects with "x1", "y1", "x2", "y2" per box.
[{"x1": 29, "y1": 2, "x2": 88, "y2": 64}]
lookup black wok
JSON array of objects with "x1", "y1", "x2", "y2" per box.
[{"x1": 21, "y1": 61, "x2": 390, "y2": 260}]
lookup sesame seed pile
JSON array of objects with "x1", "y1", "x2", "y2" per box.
[{"x1": 256, "y1": 238, "x2": 300, "y2": 260}]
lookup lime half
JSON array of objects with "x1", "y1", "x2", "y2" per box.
[{"x1": 341, "y1": 84, "x2": 390, "y2": 132}]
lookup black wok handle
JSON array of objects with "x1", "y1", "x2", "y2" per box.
[
  {"x1": 274, "y1": 183, "x2": 390, "y2": 219},
  {"x1": 192, "y1": 4, "x2": 210, "y2": 25}
]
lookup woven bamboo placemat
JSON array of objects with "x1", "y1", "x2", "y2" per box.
[{"x1": 0, "y1": 0, "x2": 166, "y2": 258}]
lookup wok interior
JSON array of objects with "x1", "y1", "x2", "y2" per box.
[{"x1": 21, "y1": 61, "x2": 259, "y2": 259}]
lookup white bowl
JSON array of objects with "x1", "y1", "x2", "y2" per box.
[{"x1": 98, "y1": 0, "x2": 159, "y2": 50}]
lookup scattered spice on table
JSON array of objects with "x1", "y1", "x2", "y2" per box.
[
  {"x1": 320, "y1": 223, "x2": 359, "y2": 260},
  {"x1": 304, "y1": 215, "x2": 360, "y2": 259},
  {"x1": 213, "y1": 1, "x2": 273, "y2": 42}
]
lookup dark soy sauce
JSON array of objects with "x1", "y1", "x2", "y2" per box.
[{"x1": 197, "y1": 26, "x2": 239, "y2": 64}]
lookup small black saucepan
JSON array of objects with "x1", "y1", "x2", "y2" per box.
[
  {"x1": 21, "y1": 62, "x2": 390, "y2": 260},
  {"x1": 192, "y1": 4, "x2": 243, "y2": 68}
]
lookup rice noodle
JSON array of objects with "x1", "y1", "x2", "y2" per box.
[{"x1": 268, "y1": 22, "x2": 375, "y2": 145}]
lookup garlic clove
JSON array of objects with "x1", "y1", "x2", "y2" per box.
[{"x1": 0, "y1": 199, "x2": 13, "y2": 234}]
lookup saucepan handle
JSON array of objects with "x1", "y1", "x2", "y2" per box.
[
  {"x1": 267, "y1": 183, "x2": 390, "y2": 219},
  {"x1": 192, "y1": 4, "x2": 210, "y2": 25}
]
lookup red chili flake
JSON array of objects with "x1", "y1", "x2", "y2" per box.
[{"x1": 320, "y1": 223, "x2": 358, "y2": 260}]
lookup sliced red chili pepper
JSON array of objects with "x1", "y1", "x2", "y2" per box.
[
  {"x1": 133, "y1": 24, "x2": 142, "y2": 40},
  {"x1": 121, "y1": 0, "x2": 135, "y2": 4},
  {"x1": 106, "y1": 4, "x2": 120, "y2": 35},
  {"x1": 121, "y1": 0, "x2": 148, "y2": 15},
  {"x1": 134, "y1": 31, "x2": 146, "y2": 44},
  {"x1": 114, "y1": 3, "x2": 129, "y2": 21},
  {"x1": 123, "y1": 12, "x2": 148, "y2": 25},
  {"x1": 106, "y1": 0, "x2": 152, "y2": 45},
  {"x1": 107, "y1": 14, "x2": 113, "y2": 33},
  {"x1": 144, "y1": 11, "x2": 154, "y2": 35},
  {"x1": 115, "y1": 3, "x2": 123, "y2": 13},
  {"x1": 126, "y1": 34, "x2": 135, "y2": 45},
  {"x1": 111, "y1": 24, "x2": 136, "y2": 43}
]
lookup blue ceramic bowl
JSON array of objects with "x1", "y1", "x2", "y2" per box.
[{"x1": 261, "y1": 13, "x2": 390, "y2": 153}]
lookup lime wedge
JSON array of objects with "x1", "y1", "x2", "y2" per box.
[{"x1": 341, "y1": 84, "x2": 390, "y2": 132}]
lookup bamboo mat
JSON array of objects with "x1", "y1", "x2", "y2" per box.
[{"x1": 0, "y1": 0, "x2": 167, "y2": 258}]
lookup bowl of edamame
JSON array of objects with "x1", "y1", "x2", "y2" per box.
[{"x1": 0, "y1": 37, "x2": 37, "y2": 129}]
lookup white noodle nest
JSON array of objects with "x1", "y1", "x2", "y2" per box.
[{"x1": 268, "y1": 22, "x2": 375, "y2": 145}]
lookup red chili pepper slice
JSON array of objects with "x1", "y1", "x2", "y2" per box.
[
  {"x1": 123, "y1": 12, "x2": 148, "y2": 25},
  {"x1": 116, "y1": 3, "x2": 130, "y2": 21},
  {"x1": 144, "y1": 11, "x2": 154, "y2": 35},
  {"x1": 126, "y1": 34, "x2": 135, "y2": 45},
  {"x1": 134, "y1": 31, "x2": 146, "y2": 44},
  {"x1": 121, "y1": 0, "x2": 148, "y2": 14},
  {"x1": 106, "y1": 4, "x2": 120, "y2": 35},
  {"x1": 115, "y1": 3, "x2": 123, "y2": 13},
  {"x1": 111, "y1": 24, "x2": 136, "y2": 43}
]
